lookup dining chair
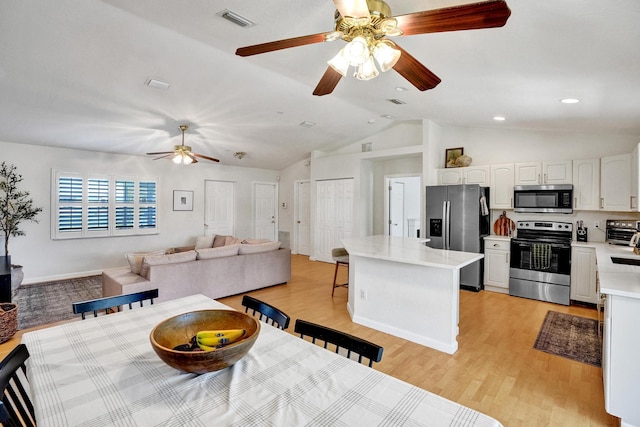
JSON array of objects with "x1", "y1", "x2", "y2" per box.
[
  {"x1": 0, "y1": 344, "x2": 36, "y2": 427},
  {"x1": 241, "y1": 295, "x2": 291, "y2": 330},
  {"x1": 72, "y1": 288, "x2": 159, "y2": 320},
  {"x1": 294, "y1": 319, "x2": 383, "y2": 367},
  {"x1": 331, "y1": 247, "x2": 349, "y2": 296}
]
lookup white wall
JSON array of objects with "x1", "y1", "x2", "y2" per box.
[
  {"x1": 1, "y1": 141, "x2": 279, "y2": 283},
  {"x1": 277, "y1": 157, "x2": 311, "y2": 235}
]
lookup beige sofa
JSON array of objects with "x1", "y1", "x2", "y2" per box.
[{"x1": 102, "y1": 238, "x2": 291, "y2": 303}]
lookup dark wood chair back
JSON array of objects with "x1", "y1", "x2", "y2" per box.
[
  {"x1": 0, "y1": 344, "x2": 36, "y2": 427},
  {"x1": 294, "y1": 319, "x2": 383, "y2": 367},
  {"x1": 72, "y1": 289, "x2": 159, "y2": 320},
  {"x1": 241, "y1": 295, "x2": 291, "y2": 330}
]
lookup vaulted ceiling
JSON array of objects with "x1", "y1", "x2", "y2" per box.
[{"x1": 1, "y1": 0, "x2": 639, "y2": 170}]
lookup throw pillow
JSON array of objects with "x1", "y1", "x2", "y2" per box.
[
  {"x1": 241, "y1": 239, "x2": 271, "y2": 244},
  {"x1": 125, "y1": 250, "x2": 165, "y2": 275},
  {"x1": 213, "y1": 235, "x2": 229, "y2": 248},
  {"x1": 224, "y1": 236, "x2": 242, "y2": 246},
  {"x1": 238, "y1": 241, "x2": 281, "y2": 255},
  {"x1": 196, "y1": 244, "x2": 241, "y2": 260},
  {"x1": 140, "y1": 250, "x2": 197, "y2": 279},
  {"x1": 195, "y1": 235, "x2": 215, "y2": 249}
]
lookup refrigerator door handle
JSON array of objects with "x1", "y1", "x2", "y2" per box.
[{"x1": 444, "y1": 200, "x2": 451, "y2": 250}]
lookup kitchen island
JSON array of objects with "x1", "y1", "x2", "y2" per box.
[{"x1": 341, "y1": 235, "x2": 483, "y2": 354}]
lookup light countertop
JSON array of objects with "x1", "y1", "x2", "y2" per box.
[
  {"x1": 341, "y1": 235, "x2": 483, "y2": 270},
  {"x1": 572, "y1": 241, "x2": 640, "y2": 299}
]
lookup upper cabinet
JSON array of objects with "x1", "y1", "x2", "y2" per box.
[
  {"x1": 437, "y1": 166, "x2": 490, "y2": 186},
  {"x1": 573, "y1": 158, "x2": 601, "y2": 211},
  {"x1": 514, "y1": 160, "x2": 573, "y2": 185},
  {"x1": 490, "y1": 164, "x2": 515, "y2": 209},
  {"x1": 601, "y1": 154, "x2": 633, "y2": 211}
]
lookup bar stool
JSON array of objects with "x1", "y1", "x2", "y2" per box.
[{"x1": 331, "y1": 248, "x2": 349, "y2": 296}]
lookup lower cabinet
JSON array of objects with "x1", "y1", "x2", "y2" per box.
[
  {"x1": 570, "y1": 246, "x2": 598, "y2": 304},
  {"x1": 483, "y1": 237, "x2": 510, "y2": 294}
]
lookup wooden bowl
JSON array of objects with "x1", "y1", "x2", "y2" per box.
[{"x1": 150, "y1": 309, "x2": 260, "y2": 374}]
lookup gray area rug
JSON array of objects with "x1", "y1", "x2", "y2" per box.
[
  {"x1": 12, "y1": 276, "x2": 102, "y2": 330},
  {"x1": 534, "y1": 310, "x2": 602, "y2": 367}
]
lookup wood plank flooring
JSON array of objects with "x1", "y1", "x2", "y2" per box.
[
  {"x1": 1, "y1": 254, "x2": 619, "y2": 426},
  {"x1": 219, "y1": 255, "x2": 619, "y2": 427}
]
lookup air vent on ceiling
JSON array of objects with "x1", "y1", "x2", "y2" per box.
[
  {"x1": 387, "y1": 99, "x2": 406, "y2": 105},
  {"x1": 299, "y1": 121, "x2": 316, "y2": 128},
  {"x1": 217, "y1": 9, "x2": 256, "y2": 28}
]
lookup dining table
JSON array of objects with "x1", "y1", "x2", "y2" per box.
[{"x1": 21, "y1": 294, "x2": 504, "y2": 426}]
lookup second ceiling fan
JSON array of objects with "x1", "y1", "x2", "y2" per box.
[{"x1": 236, "y1": 0, "x2": 511, "y2": 96}]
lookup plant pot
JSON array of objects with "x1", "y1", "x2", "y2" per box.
[
  {"x1": 11, "y1": 264, "x2": 24, "y2": 291},
  {"x1": 0, "y1": 302, "x2": 18, "y2": 343}
]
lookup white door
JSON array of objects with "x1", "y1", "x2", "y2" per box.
[
  {"x1": 204, "y1": 180, "x2": 235, "y2": 236},
  {"x1": 389, "y1": 181, "x2": 405, "y2": 237},
  {"x1": 253, "y1": 182, "x2": 277, "y2": 240},
  {"x1": 295, "y1": 180, "x2": 311, "y2": 255},
  {"x1": 315, "y1": 179, "x2": 353, "y2": 263}
]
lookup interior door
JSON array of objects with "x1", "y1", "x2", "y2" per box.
[
  {"x1": 295, "y1": 180, "x2": 311, "y2": 255},
  {"x1": 204, "y1": 180, "x2": 235, "y2": 236},
  {"x1": 389, "y1": 181, "x2": 405, "y2": 236},
  {"x1": 253, "y1": 182, "x2": 277, "y2": 240}
]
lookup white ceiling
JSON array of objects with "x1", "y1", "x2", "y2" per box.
[{"x1": 1, "y1": 0, "x2": 639, "y2": 170}]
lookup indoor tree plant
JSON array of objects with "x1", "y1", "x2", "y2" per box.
[{"x1": 0, "y1": 161, "x2": 42, "y2": 291}]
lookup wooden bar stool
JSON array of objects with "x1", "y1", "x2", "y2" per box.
[{"x1": 331, "y1": 248, "x2": 349, "y2": 296}]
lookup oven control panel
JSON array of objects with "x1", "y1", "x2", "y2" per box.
[{"x1": 516, "y1": 221, "x2": 573, "y2": 232}]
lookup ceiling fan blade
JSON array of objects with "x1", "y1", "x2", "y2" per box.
[
  {"x1": 392, "y1": 45, "x2": 441, "y2": 91},
  {"x1": 152, "y1": 154, "x2": 173, "y2": 161},
  {"x1": 394, "y1": 0, "x2": 511, "y2": 36},
  {"x1": 236, "y1": 32, "x2": 331, "y2": 57},
  {"x1": 193, "y1": 153, "x2": 221, "y2": 163},
  {"x1": 146, "y1": 151, "x2": 173, "y2": 155},
  {"x1": 333, "y1": 0, "x2": 370, "y2": 18},
  {"x1": 185, "y1": 152, "x2": 198, "y2": 164},
  {"x1": 313, "y1": 67, "x2": 343, "y2": 96}
]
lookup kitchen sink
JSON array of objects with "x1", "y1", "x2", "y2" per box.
[{"x1": 610, "y1": 256, "x2": 640, "y2": 266}]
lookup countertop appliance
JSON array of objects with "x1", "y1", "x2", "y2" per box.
[
  {"x1": 513, "y1": 184, "x2": 573, "y2": 214},
  {"x1": 509, "y1": 221, "x2": 572, "y2": 305},
  {"x1": 425, "y1": 184, "x2": 490, "y2": 291},
  {"x1": 606, "y1": 219, "x2": 640, "y2": 245}
]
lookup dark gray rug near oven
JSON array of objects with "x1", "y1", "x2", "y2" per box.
[
  {"x1": 534, "y1": 310, "x2": 602, "y2": 367},
  {"x1": 12, "y1": 275, "x2": 102, "y2": 330}
]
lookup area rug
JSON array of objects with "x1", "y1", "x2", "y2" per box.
[
  {"x1": 12, "y1": 275, "x2": 102, "y2": 330},
  {"x1": 534, "y1": 310, "x2": 601, "y2": 367}
]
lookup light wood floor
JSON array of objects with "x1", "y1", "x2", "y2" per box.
[{"x1": 1, "y1": 255, "x2": 619, "y2": 426}]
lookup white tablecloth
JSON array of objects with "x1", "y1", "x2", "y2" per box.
[{"x1": 22, "y1": 294, "x2": 503, "y2": 426}]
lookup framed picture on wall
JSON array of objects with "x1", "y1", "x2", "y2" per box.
[
  {"x1": 173, "y1": 190, "x2": 193, "y2": 211},
  {"x1": 445, "y1": 147, "x2": 464, "y2": 168}
]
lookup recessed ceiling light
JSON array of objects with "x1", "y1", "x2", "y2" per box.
[
  {"x1": 299, "y1": 121, "x2": 315, "y2": 128},
  {"x1": 560, "y1": 98, "x2": 580, "y2": 104},
  {"x1": 367, "y1": 119, "x2": 376, "y2": 124},
  {"x1": 493, "y1": 116, "x2": 506, "y2": 121},
  {"x1": 395, "y1": 86, "x2": 408, "y2": 92},
  {"x1": 381, "y1": 114, "x2": 393, "y2": 119}
]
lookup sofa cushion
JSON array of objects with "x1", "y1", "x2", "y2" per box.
[
  {"x1": 238, "y1": 241, "x2": 281, "y2": 254},
  {"x1": 241, "y1": 239, "x2": 271, "y2": 244},
  {"x1": 224, "y1": 236, "x2": 242, "y2": 246},
  {"x1": 195, "y1": 235, "x2": 215, "y2": 249},
  {"x1": 125, "y1": 250, "x2": 165, "y2": 274},
  {"x1": 196, "y1": 244, "x2": 240, "y2": 260},
  {"x1": 140, "y1": 250, "x2": 197, "y2": 279}
]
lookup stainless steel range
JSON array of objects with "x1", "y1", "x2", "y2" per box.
[{"x1": 509, "y1": 221, "x2": 572, "y2": 305}]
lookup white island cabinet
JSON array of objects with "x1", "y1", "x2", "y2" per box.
[
  {"x1": 342, "y1": 235, "x2": 483, "y2": 355},
  {"x1": 595, "y1": 243, "x2": 640, "y2": 427}
]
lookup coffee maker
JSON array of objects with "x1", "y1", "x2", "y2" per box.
[{"x1": 576, "y1": 220, "x2": 588, "y2": 242}]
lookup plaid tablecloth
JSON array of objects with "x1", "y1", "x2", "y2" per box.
[{"x1": 22, "y1": 294, "x2": 502, "y2": 426}]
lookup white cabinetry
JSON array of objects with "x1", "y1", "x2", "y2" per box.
[
  {"x1": 601, "y1": 154, "x2": 632, "y2": 211},
  {"x1": 572, "y1": 158, "x2": 601, "y2": 211},
  {"x1": 483, "y1": 237, "x2": 510, "y2": 294},
  {"x1": 570, "y1": 246, "x2": 598, "y2": 304},
  {"x1": 603, "y1": 294, "x2": 640, "y2": 425},
  {"x1": 437, "y1": 166, "x2": 490, "y2": 186},
  {"x1": 490, "y1": 164, "x2": 514, "y2": 209},
  {"x1": 514, "y1": 160, "x2": 573, "y2": 185}
]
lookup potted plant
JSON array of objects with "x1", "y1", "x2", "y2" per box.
[{"x1": 0, "y1": 161, "x2": 42, "y2": 293}]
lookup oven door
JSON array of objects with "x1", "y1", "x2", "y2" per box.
[{"x1": 510, "y1": 238, "x2": 571, "y2": 276}]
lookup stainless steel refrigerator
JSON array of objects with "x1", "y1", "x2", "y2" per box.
[{"x1": 425, "y1": 184, "x2": 490, "y2": 291}]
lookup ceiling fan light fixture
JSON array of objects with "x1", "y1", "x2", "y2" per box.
[
  {"x1": 379, "y1": 18, "x2": 402, "y2": 36},
  {"x1": 373, "y1": 41, "x2": 400, "y2": 72},
  {"x1": 172, "y1": 152, "x2": 193, "y2": 165},
  {"x1": 356, "y1": 56, "x2": 379, "y2": 81},
  {"x1": 328, "y1": 48, "x2": 350, "y2": 77},
  {"x1": 344, "y1": 36, "x2": 370, "y2": 66}
]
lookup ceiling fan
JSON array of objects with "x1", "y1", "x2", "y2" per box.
[
  {"x1": 236, "y1": 0, "x2": 511, "y2": 96},
  {"x1": 146, "y1": 125, "x2": 220, "y2": 165}
]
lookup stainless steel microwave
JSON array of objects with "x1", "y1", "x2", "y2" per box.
[{"x1": 513, "y1": 184, "x2": 573, "y2": 213}]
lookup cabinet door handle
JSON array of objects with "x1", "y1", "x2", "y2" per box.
[
  {"x1": 544, "y1": 173, "x2": 547, "y2": 183},
  {"x1": 574, "y1": 197, "x2": 578, "y2": 207},
  {"x1": 538, "y1": 174, "x2": 541, "y2": 184},
  {"x1": 600, "y1": 197, "x2": 604, "y2": 209},
  {"x1": 631, "y1": 196, "x2": 635, "y2": 209},
  {"x1": 506, "y1": 253, "x2": 509, "y2": 264},
  {"x1": 493, "y1": 243, "x2": 500, "y2": 247}
]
